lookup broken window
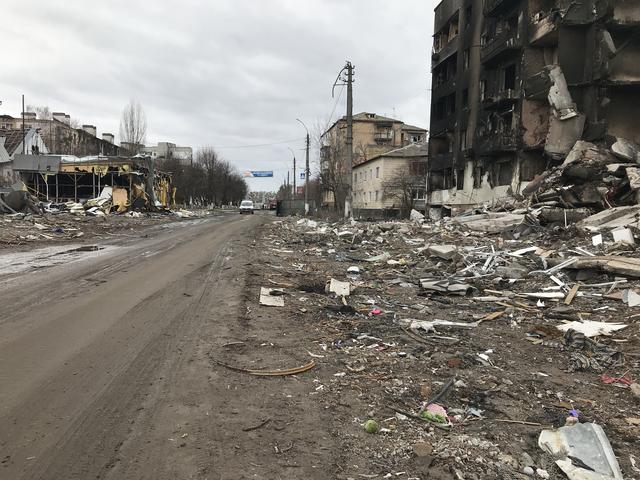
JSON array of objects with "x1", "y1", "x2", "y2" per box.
[
  {"x1": 465, "y1": 5, "x2": 472, "y2": 29},
  {"x1": 433, "y1": 33, "x2": 443, "y2": 53},
  {"x1": 496, "y1": 160, "x2": 514, "y2": 186},
  {"x1": 443, "y1": 168, "x2": 454, "y2": 189},
  {"x1": 463, "y1": 49, "x2": 470, "y2": 70},
  {"x1": 503, "y1": 64, "x2": 516, "y2": 91},
  {"x1": 473, "y1": 166, "x2": 485, "y2": 188},
  {"x1": 446, "y1": 93, "x2": 456, "y2": 116},
  {"x1": 448, "y1": 16, "x2": 459, "y2": 41},
  {"x1": 480, "y1": 80, "x2": 487, "y2": 101},
  {"x1": 460, "y1": 129, "x2": 468, "y2": 150},
  {"x1": 456, "y1": 169, "x2": 465, "y2": 190}
]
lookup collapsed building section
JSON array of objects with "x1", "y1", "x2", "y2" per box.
[
  {"x1": 11, "y1": 154, "x2": 174, "y2": 213},
  {"x1": 428, "y1": 0, "x2": 640, "y2": 215}
]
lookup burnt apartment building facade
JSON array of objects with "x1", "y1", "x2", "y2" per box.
[{"x1": 428, "y1": 0, "x2": 640, "y2": 213}]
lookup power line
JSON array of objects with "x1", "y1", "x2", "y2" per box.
[{"x1": 202, "y1": 137, "x2": 306, "y2": 150}]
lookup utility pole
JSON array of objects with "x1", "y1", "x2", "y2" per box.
[
  {"x1": 332, "y1": 61, "x2": 355, "y2": 218},
  {"x1": 345, "y1": 62, "x2": 354, "y2": 219},
  {"x1": 21, "y1": 94, "x2": 25, "y2": 154},
  {"x1": 305, "y1": 132, "x2": 310, "y2": 213},
  {"x1": 297, "y1": 118, "x2": 310, "y2": 215},
  {"x1": 287, "y1": 146, "x2": 296, "y2": 199}
]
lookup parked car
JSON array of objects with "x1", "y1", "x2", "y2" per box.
[{"x1": 239, "y1": 200, "x2": 254, "y2": 214}]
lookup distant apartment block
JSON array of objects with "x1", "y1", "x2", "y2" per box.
[
  {"x1": 140, "y1": 142, "x2": 193, "y2": 165},
  {"x1": 320, "y1": 112, "x2": 427, "y2": 207},
  {"x1": 428, "y1": 0, "x2": 640, "y2": 213},
  {"x1": 0, "y1": 111, "x2": 120, "y2": 157}
]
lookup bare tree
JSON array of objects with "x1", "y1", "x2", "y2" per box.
[
  {"x1": 317, "y1": 127, "x2": 350, "y2": 211},
  {"x1": 26, "y1": 105, "x2": 53, "y2": 120},
  {"x1": 381, "y1": 167, "x2": 425, "y2": 217},
  {"x1": 119, "y1": 100, "x2": 147, "y2": 153}
]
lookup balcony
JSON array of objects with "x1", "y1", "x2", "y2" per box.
[
  {"x1": 529, "y1": 14, "x2": 559, "y2": 47},
  {"x1": 430, "y1": 115, "x2": 457, "y2": 136},
  {"x1": 483, "y1": 0, "x2": 519, "y2": 16},
  {"x1": 482, "y1": 88, "x2": 520, "y2": 108},
  {"x1": 432, "y1": 78, "x2": 458, "y2": 100},
  {"x1": 374, "y1": 131, "x2": 394, "y2": 143},
  {"x1": 432, "y1": 36, "x2": 459, "y2": 67},
  {"x1": 481, "y1": 30, "x2": 523, "y2": 64},
  {"x1": 476, "y1": 131, "x2": 518, "y2": 153},
  {"x1": 429, "y1": 152, "x2": 454, "y2": 171}
]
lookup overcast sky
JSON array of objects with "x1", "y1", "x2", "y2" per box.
[{"x1": 1, "y1": 0, "x2": 436, "y2": 191}]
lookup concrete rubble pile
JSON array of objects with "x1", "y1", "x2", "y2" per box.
[
  {"x1": 523, "y1": 137, "x2": 640, "y2": 214},
  {"x1": 0, "y1": 182, "x2": 204, "y2": 247},
  {"x1": 258, "y1": 215, "x2": 640, "y2": 479}
]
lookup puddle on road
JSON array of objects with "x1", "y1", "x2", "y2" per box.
[{"x1": 0, "y1": 244, "x2": 116, "y2": 275}]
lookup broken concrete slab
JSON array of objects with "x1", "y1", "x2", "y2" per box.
[
  {"x1": 450, "y1": 213, "x2": 526, "y2": 234},
  {"x1": 577, "y1": 205, "x2": 640, "y2": 231},
  {"x1": 427, "y1": 245, "x2": 459, "y2": 260},
  {"x1": 556, "y1": 255, "x2": 640, "y2": 278},
  {"x1": 611, "y1": 137, "x2": 640, "y2": 163},
  {"x1": 545, "y1": 114, "x2": 586, "y2": 161},
  {"x1": 259, "y1": 287, "x2": 285, "y2": 307},
  {"x1": 410, "y1": 209, "x2": 425, "y2": 223},
  {"x1": 328, "y1": 278, "x2": 350, "y2": 297},
  {"x1": 622, "y1": 289, "x2": 640, "y2": 307},
  {"x1": 611, "y1": 227, "x2": 634, "y2": 245},
  {"x1": 562, "y1": 140, "x2": 616, "y2": 167},
  {"x1": 538, "y1": 423, "x2": 623, "y2": 480},
  {"x1": 547, "y1": 65, "x2": 579, "y2": 120}
]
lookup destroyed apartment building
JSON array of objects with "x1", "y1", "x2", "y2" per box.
[
  {"x1": 6, "y1": 154, "x2": 174, "y2": 214},
  {"x1": 428, "y1": 0, "x2": 640, "y2": 216}
]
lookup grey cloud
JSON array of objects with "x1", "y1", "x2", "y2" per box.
[{"x1": 1, "y1": 0, "x2": 436, "y2": 190}]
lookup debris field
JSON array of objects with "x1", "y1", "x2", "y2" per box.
[{"x1": 237, "y1": 213, "x2": 640, "y2": 480}]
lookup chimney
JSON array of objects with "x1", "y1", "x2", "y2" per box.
[
  {"x1": 64, "y1": 114, "x2": 71, "y2": 125},
  {"x1": 102, "y1": 133, "x2": 114, "y2": 143},
  {"x1": 52, "y1": 112, "x2": 66, "y2": 123},
  {"x1": 22, "y1": 112, "x2": 37, "y2": 121},
  {"x1": 82, "y1": 124, "x2": 97, "y2": 136}
]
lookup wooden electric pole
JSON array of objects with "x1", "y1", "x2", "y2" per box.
[
  {"x1": 345, "y1": 61, "x2": 354, "y2": 218},
  {"x1": 297, "y1": 118, "x2": 311, "y2": 215},
  {"x1": 332, "y1": 61, "x2": 355, "y2": 218}
]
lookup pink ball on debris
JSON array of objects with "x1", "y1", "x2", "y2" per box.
[{"x1": 371, "y1": 309, "x2": 382, "y2": 315}]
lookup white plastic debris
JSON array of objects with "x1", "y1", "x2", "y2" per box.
[
  {"x1": 592, "y1": 234, "x2": 603, "y2": 247},
  {"x1": 556, "y1": 320, "x2": 627, "y2": 337}
]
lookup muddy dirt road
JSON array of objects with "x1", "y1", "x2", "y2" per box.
[{"x1": 0, "y1": 213, "x2": 335, "y2": 480}]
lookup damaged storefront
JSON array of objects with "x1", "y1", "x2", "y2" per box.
[
  {"x1": 11, "y1": 154, "x2": 174, "y2": 214},
  {"x1": 428, "y1": 0, "x2": 640, "y2": 215}
]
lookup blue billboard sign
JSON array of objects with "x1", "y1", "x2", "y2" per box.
[{"x1": 243, "y1": 171, "x2": 274, "y2": 178}]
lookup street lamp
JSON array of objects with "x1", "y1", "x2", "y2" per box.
[
  {"x1": 287, "y1": 146, "x2": 296, "y2": 199},
  {"x1": 296, "y1": 118, "x2": 310, "y2": 215}
]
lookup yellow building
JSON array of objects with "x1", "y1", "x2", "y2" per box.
[
  {"x1": 320, "y1": 113, "x2": 427, "y2": 209},
  {"x1": 352, "y1": 143, "x2": 428, "y2": 218}
]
